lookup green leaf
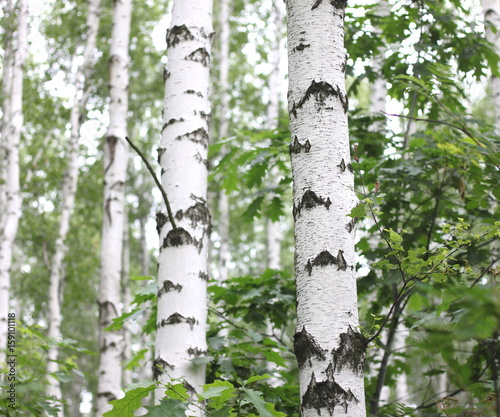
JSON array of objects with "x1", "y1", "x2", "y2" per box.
[
  {"x1": 103, "y1": 384, "x2": 156, "y2": 417},
  {"x1": 240, "y1": 387, "x2": 273, "y2": 417},
  {"x1": 105, "y1": 308, "x2": 141, "y2": 331},
  {"x1": 263, "y1": 350, "x2": 286, "y2": 367},
  {"x1": 201, "y1": 381, "x2": 236, "y2": 408},
  {"x1": 143, "y1": 398, "x2": 189, "y2": 417},
  {"x1": 349, "y1": 202, "x2": 366, "y2": 218},
  {"x1": 210, "y1": 406, "x2": 232, "y2": 417},
  {"x1": 244, "y1": 374, "x2": 271, "y2": 385},
  {"x1": 131, "y1": 275, "x2": 154, "y2": 281}
]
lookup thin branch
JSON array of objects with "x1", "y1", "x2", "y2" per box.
[
  {"x1": 470, "y1": 256, "x2": 500, "y2": 288},
  {"x1": 125, "y1": 136, "x2": 177, "y2": 230}
]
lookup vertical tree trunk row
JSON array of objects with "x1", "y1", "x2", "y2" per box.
[
  {"x1": 96, "y1": 0, "x2": 132, "y2": 414},
  {"x1": 0, "y1": 0, "x2": 28, "y2": 368},
  {"x1": 45, "y1": 1, "x2": 102, "y2": 412},
  {"x1": 154, "y1": 1, "x2": 214, "y2": 411},
  {"x1": 286, "y1": 1, "x2": 367, "y2": 416}
]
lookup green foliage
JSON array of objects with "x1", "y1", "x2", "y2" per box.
[{"x1": 103, "y1": 382, "x2": 156, "y2": 417}]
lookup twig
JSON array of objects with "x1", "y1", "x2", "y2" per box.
[
  {"x1": 125, "y1": 136, "x2": 177, "y2": 230},
  {"x1": 470, "y1": 256, "x2": 500, "y2": 288}
]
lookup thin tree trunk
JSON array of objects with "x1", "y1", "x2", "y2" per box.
[
  {"x1": 217, "y1": 0, "x2": 230, "y2": 282},
  {"x1": 287, "y1": 1, "x2": 367, "y2": 416},
  {"x1": 45, "y1": 1, "x2": 101, "y2": 412},
  {"x1": 266, "y1": 0, "x2": 283, "y2": 272},
  {"x1": 96, "y1": 0, "x2": 132, "y2": 414},
  {"x1": 482, "y1": 0, "x2": 500, "y2": 131},
  {"x1": 154, "y1": 1, "x2": 214, "y2": 410},
  {"x1": 0, "y1": 0, "x2": 28, "y2": 367},
  {"x1": 122, "y1": 213, "x2": 132, "y2": 386}
]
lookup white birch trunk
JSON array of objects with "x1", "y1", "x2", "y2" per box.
[
  {"x1": 287, "y1": 1, "x2": 366, "y2": 416},
  {"x1": 266, "y1": 1, "x2": 284, "y2": 272},
  {"x1": 217, "y1": 0, "x2": 230, "y2": 282},
  {"x1": 45, "y1": 1, "x2": 101, "y2": 411},
  {"x1": 0, "y1": 0, "x2": 28, "y2": 367},
  {"x1": 122, "y1": 213, "x2": 132, "y2": 386},
  {"x1": 154, "y1": 1, "x2": 214, "y2": 409},
  {"x1": 482, "y1": 0, "x2": 500, "y2": 131},
  {"x1": 96, "y1": 0, "x2": 132, "y2": 414}
]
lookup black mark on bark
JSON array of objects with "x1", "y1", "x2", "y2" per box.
[
  {"x1": 104, "y1": 135, "x2": 119, "y2": 173},
  {"x1": 163, "y1": 68, "x2": 170, "y2": 81},
  {"x1": 153, "y1": 357, "x2": 174, "y2": 381},
  {"x1": 302, "y1": 366, "x2": 358, "y2": 415},
  {"x1": 185, "y1": 202, "x2": 210, "y2": 228},
  {"x1": 293, "y1": 43, "x2": 311, "y2": 52},
  {"x1": 187, "y1": 347, "x2": 208, "y2": 357},
  {"x1": 156, "y1": 212, "x2": 168, "y2": 233},
  {"x1": 312, "y1": 0, "x2": 348, "y2": 10},
  {"x1": 294, "y1": 326, "x2": 326, "y2": 368},
  {"x1": 167, "y1": 25, "x2": 194, "y2": 47},
  {"x1": 199, "y1": 271, "x2": 209, "y2": 281},
  {"x1": 157, "y1": 313, "x2": 197, "y2": 330},
  {"x1": 195, "y1": 152, "x2": 209, "y2": 169},
  {"x1": 185, "y1": 48, "x2": 210, "y2": 66},
  {"x1": 185, "y1": 89, "x2": 203, "y2": 97},
  {"x1": 175, "y1": 127, "x2": 209, "y2": 148},
  {"x1": 293, "y1": 190, "x2": 331, "y2": 220},
  {"x1": 97, "y1": 391, "x2": 117, "y2": 401},
  {"x1": 289, "y1": 136, "x2": 311, "y2": 154},
  {"x1": 162, "y1": 118, "x2": 185, "y2": 133},
  {"x1": 332, "y1": 325, "x2": 367, "y2": 375},
  {"x1": 157, "y1": 280, "x2": 182, "y2": 298},
  {"x1": 175, "y1": 210, "x2": 183, "y2": 221},
  {"x1": 306, "y1": 250, "x2": 349, "y2": 276},
  {"x1": 157, "y1": 147, "x2": 166, "y2": 165},
  {"x1": 290, "y1": 80, "x2": 348, "y2": 118},
  {"x1": 163, "y1": 228, "x2": 193, "y2": 248},
  {"x1": 337, "y1": 158, "x2": 353, "y2": 173},
  {"x1": 346, "y1": 217, "x2": 357, "y2": 233}
]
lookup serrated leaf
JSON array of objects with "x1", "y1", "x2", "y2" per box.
[
  {"x1": 349, "y1": 203, "x2": 366, "y2": 218},
  {"x1": 103, "y1": 384, "x2": 156, "y2": 417},
  {"x1": 210, "y1": 406, "x2": 232, "y2": 417},
  {"x1": 240, "y1": 387, "x2": 273, "y2": 417},
  {"x1": 143, "y1": 398, "x2": 189, "y2": 417},
  {"x1": 263, "y1": 349, "x2": 286, "y2": 367}
]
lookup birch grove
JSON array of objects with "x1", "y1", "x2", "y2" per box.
[
  {"x1": 0, "y1": 0, "x2": 28, "y2": 367},
  {"x1": 154, "y1": 0, "x2": 214, "y2": 407},
  {"x1": 45, "y1": 1, "x2": 101, "y2": 411},
  {"x1": 95, "y1": 0, "x2": 132, "y2": 414},
  {"x1": 286, "y1": 1, "x2": 367, "y2": 416}
]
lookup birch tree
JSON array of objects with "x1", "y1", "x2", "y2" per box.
[
  {"x1": 96, "y1": 0, "x2": 132, "y2": 414},
  {"x1": 482, "y1": 0, "x2": 500, "y2": 130},
  {"x1": 45, "y1": 1, "x2": 101, "y2": 411},
  {"x1": 0, "y1": 0, "x2": 28, "y2": 367},
  {"x1": 154, "y1": 0, "x2": 214, "y2": 407},
  {"x1": 286, "y1": 1, "x2": 366, "y2": 416}
]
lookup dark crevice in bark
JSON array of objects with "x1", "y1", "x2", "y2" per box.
[
  {"x1": 185, "y1": 202, "x2": 210, "y2": 228},
  {"x1": 289, "y1": 136, "x2": 311, "y2": 154},
  {"x1": 185, "y1": 89, "x2": 203, "y2": 97},
  {"x1": 104, "y1": 135, "x2": 119, "y2": 173},
  {"x1": 187, "y1": 347, "x2": 208, "y2": 357},
  {"x1": 292, "y1": 43, "x2": 311, "y2": 52},
  {"x1": 337, "y1": 158, "x2": 353, "y2": 173},
  {"x1": 199, "y1": 271, "x2": 209, "y2": 281},
  {"x1": 195, "y1": 151, "x2": 209, "y2": 169},
  {"x1": 332, "y1": 325, "x2": 367, "y2": 374},
  {"x1": 97, "y1": 391, "x2": 117, "y2": 400},
  {"x1": 157, "y1": 280, "x2": 182, "y2": 298},
  {"x1": 312, "y1": 0, "x2": 348, "y2": 11},
  {"x1": 346, "y1": 217, "x2": 358, "y2": 233},
  {"x1": 306, "y1": 249, "x2": 348, "y2": 276},
  {"x1": 290, "y1": 80, "x2": 348, "y2": 118},
  {"x1": 175, "y1": 127, "x2": 209, "y2": 148},
  {"x1": 183, "y1": 380, "x2": 196, "y2": 394},
  {"x1": 185, "y1": 47, "x2": 210, "y2": 67},
  {"x1": 302, "y1": 365, "x2": 358, "y2": 415},
  {"x1": 157, "y1": 313, "x2": 197, "y2": 330},
  {"x1": 162, "y1": 118, "x2": 185, "y2": 133},
  {"x1": 167, "y1": 24, "x2": 194, "y2": 47},
  {"x1": 294, "y1": 326, "x2": 327, "y2": 368},
  {"x1": 156, "y1": 211, "x2": 168, "y2": 233},
  {"x1": 157, "y1": 147, "x2": 165, "y2": 164},
  {"x1": 163, "y1": 68, "x2": 170, "y2": 81},
  {"x1": 163, "y1": 227, "x2": 193, "y2": 248},
  {"x1": 293, "y1": 189, "x2": 331, "y2": 220},
  {"x1": 153, "y1": 357, "x2": 174, "y2": 381}
]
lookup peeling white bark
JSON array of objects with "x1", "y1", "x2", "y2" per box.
[
  {"x1": 482, "y1": 0, "x2": 500, "y2": 131},
  {"x1": 96, "y1": 0, "x2": 132, "y2": 414},
  {"x1": 45, "y1": 1, "x2": 101, "y2": 412},
  {"x1": 287, "y1": 1, "x2": 366, "y2": 416},
  {"x1": 0, "y1": 0, "x2": 28, "y2": 367},
  {"x1": 155, "y1": 1, "x2": 213, "y2": 409}
]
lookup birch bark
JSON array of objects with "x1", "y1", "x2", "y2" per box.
[
  {"x1": 0, "y1": 0, "x2": 28, "y2": 367},
  {"x1": 287, "y1": 1, "x2": 367, "y2": 416},
  {"x1": 154, "y1": 1, "x2": 214, "y2": 409},
  {"x1": 96, "y1": 0, "x2": 132, "y2": 414},
  {"x1": 266, "y1": 1, "x2": 284, "y2": 272},
  {"x1": 217, "y1": 0, "x2": 230, "y2": 282},
  {"x1": 482, "y1": 0, "x2": 500, "y2": 131},
  {"x1": 45, "y1": 1, "x2": 101, "y2": 411}
]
